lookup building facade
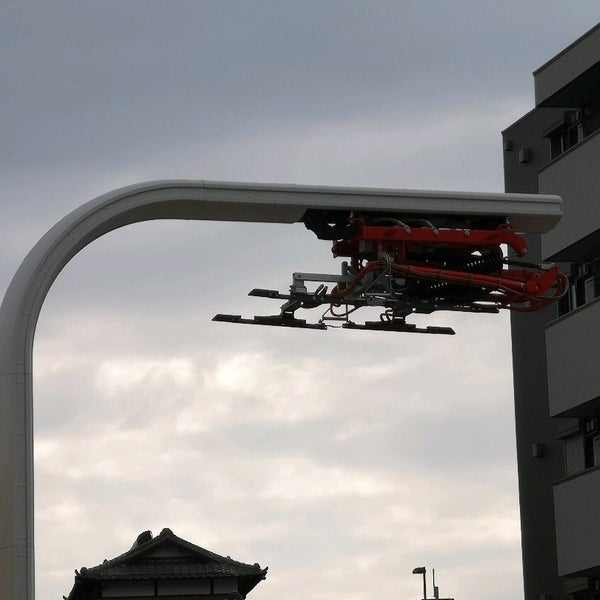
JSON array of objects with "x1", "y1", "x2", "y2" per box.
[
  {"x1": 64, "y1": 528, "x2": 267, "y2": 600},
  {"x1": 503, "y1": 23, "x2": 600, "y2": 600}
]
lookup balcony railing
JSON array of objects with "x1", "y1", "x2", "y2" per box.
[
  {"x1": 554, "y1": 466, "x2": 600, "y2": 575},
  {"x1": 540, "y1": 128, "x2": 600, "y2": 260},
  {"x1": 546, "y1": 298, "x2": 600, "y2": 416}
]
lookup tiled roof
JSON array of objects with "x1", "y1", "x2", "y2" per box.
[
  {"x1": 81, "y1": 556, "x2": 264, "y2": 580},
  {"x1": 77, "y1": 528, "x2": 266, "y2": 581},
  {"x1": 65, "y1": 528, "x2": 267, "y2": 600}
]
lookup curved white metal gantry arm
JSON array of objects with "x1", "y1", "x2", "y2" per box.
[{"x1": 0, "y1": 180, "x2": 562, "y2": 600}]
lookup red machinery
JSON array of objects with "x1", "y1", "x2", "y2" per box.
[{"x1": 214, "y1": 211, "x2": 568, "y2": 334}]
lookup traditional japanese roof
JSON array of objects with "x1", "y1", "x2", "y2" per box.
[{"x1": 65, "y1": 528, "x2": 267, "y2": 599}]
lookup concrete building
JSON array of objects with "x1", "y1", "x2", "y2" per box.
[
  {"x1": 503, "y1": 23, "x2": 600, "y2": 600},
  {"x1": 64, "y1": 528, "x2": 267, "y2": 600}
]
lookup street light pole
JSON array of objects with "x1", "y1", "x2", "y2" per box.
[{"x1": 412, "y1": 566, "x2": 427, "y2": 600}]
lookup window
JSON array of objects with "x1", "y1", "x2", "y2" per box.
[
  {"x1": 549, "y1": 110, "x2": 584, "y2": 159},
  {"x1": 564, "y1": 419, "x2": 600, "y2": 477},
  {"x1": 547, "y1": 101, "x2": 600, "y2": 161},
  {"x1": 557, "y1": 258, "x2": 600, "y2": 316},
  {"x1": 565, "y1": 432, "x2": 585, "y2": 476}
]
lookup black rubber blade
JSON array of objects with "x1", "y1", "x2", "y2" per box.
[
  {"x1": 212, "y1": 314, "x2": 327, "y2": 330},
  {"x1": 343, "y1": 320, "x2": 455, "y2": 335},
  {"x1": 248, "y1": 288, "x2": 289, "y2": 299}
]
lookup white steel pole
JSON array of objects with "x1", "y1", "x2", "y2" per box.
[{"x1": 0, "y1": 180, "x2": 561, "y2": 599}]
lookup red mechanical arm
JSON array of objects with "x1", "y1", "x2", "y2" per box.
[{"x1": 331, "y1": 219, "x2": 568, "y2": 313}]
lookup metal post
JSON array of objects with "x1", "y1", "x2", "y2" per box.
[{"x1": 0, "y1": 181, "x2": 562, "y2": 599}]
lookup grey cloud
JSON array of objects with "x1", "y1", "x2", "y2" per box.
[{"x1": 4, "y1": 0, "x2": 599, "y2": 180}]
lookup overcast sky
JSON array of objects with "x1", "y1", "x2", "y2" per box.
[{"x1": 3, "y1": 3, "x2": 600, "y2": 600}]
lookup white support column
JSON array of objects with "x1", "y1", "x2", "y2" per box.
[{"x1": 0, "y1": 180, "x2": 561, "y2": 599}]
